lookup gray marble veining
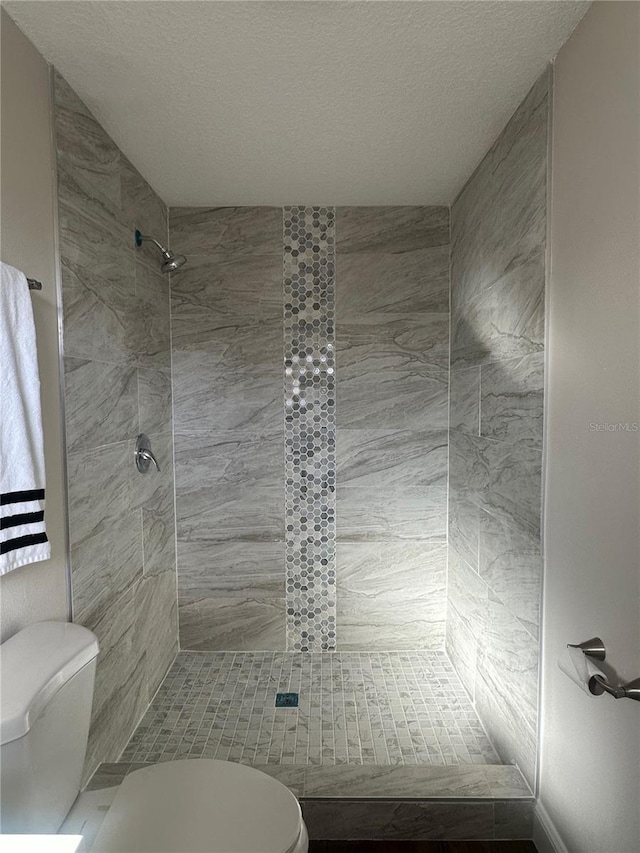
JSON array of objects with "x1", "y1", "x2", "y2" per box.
[
  {"x1": 87, "y1": 760, "x2": 531, "y2": 805},
  {"x1": 447, "y1": 487, "x2": 480, "y2": 572},
  {"x1": 57, "y1": 167, "x2": 133, "y2": 286},
  {"x1": 337, "y1": 428, "x2": 448, "y2": 541},
  {"x1": 54, "y1": 70, "x2": 93, "y2": 117},
  {"x1": 56, "y1": 73, "x2": 177, "y2": 782},
  {"x1": 177, "y1": 540, "x2": 285, "y2": 599},
  {"x1": 447, "y1": 70, "x2": 548, "y2": 784},
  {"x1": 479, "y1": 509, "x2": 542, "y2": 639},
  {"x1": 336, "y1": 497, "x2": 445, "y2": 566},
  {"x1": 301, "y1": 800, "x2": 495, "y2": 840},
  {"x1": 60, "y1": 256, "x2": 136, "y2": 365},
  {"x1": 482, "y1": 252, "x2": 545, "y2": 364},
  {"x1": 448, "y1": 430, "x2": 487, "y2": 524},
  {"x1": 481, "y1": 439, "x2": 542, "y2": 540},
  {"x1": 337, "y1": 541, "x2": 447, "y2": 599},
  {"x1": 176, "y1": 481, "x2": 283, "y2": 542},
  {"x1": 178, "y1": 597, "x2": 286, "y2": 651},
  {"x1": 169, "y1": 204, "x2": 453, "y2": 653},
  {"x1": 138, "y1": 367, "x2": 172, "y2": 436},
  {"x1": 336, "y1": 542, "x2": 445, "y2": 650},
  {"x1": 337, "y1": 246, "x2": 450, "y2": 318},
  {"x1": 338, "y1": 428, "x2": 448, "y2": 488},
  {"x1": 446, "y1": 550, "x2": 488, "y2": 646},
  {"x1": 481, "y1": 352, "x2": 544, "y2": 448},
  {"x1": 451, "y1": 72, "x2": 548, "y2": 314},
  {"x1": 331, "y1": 206, "x2": 451, "y2": 653},
  {"x1": 172, "y1": 349, "x2": 281, "y2": 432},
  {"x1": 85, "y1": 763, "x2": 146, "y2": 791},
  {"x1": 444, "y1": 602, "x2": 477, "y2": 700},
  {"x1": 169, "y1": 206, "x2": 282, "y2": 258},
  {"x1": 134, "y1": 433, "x2": 177, "y2": 576},
  {"x1": 172, "y1": 310, "x2": 282, "y2": 358},
  {"x1": 445, "y1": 550, "x2": 487, "y2": 697},
  {"x1": 494, "y1": 800, "x2": 534, "y2": 840},
  {"x1": 302, "y1": 764, "x2": 492, "y2": 799},
  {"x1": 67, "y1": 440, "x2": 133, "y2": 548},
  {"x1": 451, "y1": 252, "x2": 545, "y2": 368},
  {"x1": 170, "y1": 252, "x2": 282, "y2": 319},
  {"x1": 133, "y1": 261, "x2": 171, "y2": 367},
  {"x1": 134, "y1": 571, "x2": 179, "y2": 696},
  {"x1": 63, "y1": 357, "x2": 138, "y2": 453},
  {"x1": 479, "y1": 591, "x2": 539, "y2": 734},
  {"x1": 449, "y1": 366, "x2": 480, "y2": 435},
  {"x1": 84, "y1": 651, "x2": 147, "y2": 786},
  {"x1": 55, "y1": 94, "x2": 122, "y2": 215},
  {"x1": 474, "y1": 665, "x2": 537, "y2": 790},
  {"x1": 120, "y1": 153, "x2": 168, "y2": 262},
  {"x1": 338, "y1": 597, "x2": 445, "y2": 652},
  {"x1": 337, "y1": 313, "x2": 449, "y2": 430},
  {"x1": 336, "y1": 206, "x2": 449, "y2": 254},
  {"x1": 71, "y1": 515, "x2": 142, "y2": 627},
  {"x1": 483, "y1": 764, "x2": 533, "y2": 798},
  {"x1": 449, "y1": 429, "x2": 542, "y2": 540},
  {"x1": 169, "y1": 206, "x2": 285, "y2": 651},
  {"x1": 83, "y1": 584, "x2": 139, "y2": 722},
  {"x1": 175, "y1": 430, "x2": 284, "y2": 543}
]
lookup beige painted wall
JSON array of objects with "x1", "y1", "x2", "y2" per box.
[
  {"x1": 0, "y1": 9, "x2": 69, "y2": 639},
  {"x1": 539, "y1": 3, "x2": 640, "y2": 852}
]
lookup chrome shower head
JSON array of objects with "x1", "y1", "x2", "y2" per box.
[
  {"x1": 135, "y1": 230, "x2": 187, "y2": 274},
  {"x1": 161, "y1": 253, "x2": 187, "y2": 274}
]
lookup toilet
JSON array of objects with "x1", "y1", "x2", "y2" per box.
[{"x1": 0, "y1": 621, "x2": 309, "y2": 852}]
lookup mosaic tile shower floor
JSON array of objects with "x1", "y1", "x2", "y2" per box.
[{"x1": 120, "y1": 652, "x2": 501, "y2": 766}]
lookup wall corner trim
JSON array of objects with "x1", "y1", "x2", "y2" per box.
[{"x1": 533, "y1": 802, "x2": 570, "y2": 853}]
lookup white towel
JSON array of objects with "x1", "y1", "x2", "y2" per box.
[{"x1": 0, "y1": 262, "x2": 50, "y2": 573}]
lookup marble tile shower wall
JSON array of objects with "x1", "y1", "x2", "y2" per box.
[
  {"x1": 335, "y1": 207, "x2": 450, "y2": 650},
  {"x1": 446, "y1": 70, "x2": 549, "y2": 789},
  {"x1": 55, "y1": 73, "x2": 178, "y2": 780},
  {"x1": 170, "y1": 207, "x2": 285, "y2": 651},
  {"x1": 170, "y1": 205, "x2": 450, "y2": 652}
]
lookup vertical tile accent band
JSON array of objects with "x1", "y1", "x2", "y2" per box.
[{"x1": 283, "y1": 206, "x2": 337, "y2": 651}]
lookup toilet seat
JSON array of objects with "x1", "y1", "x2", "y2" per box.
[{"x1": 91, "y1": 760, "x2": 306, "y2": 853}]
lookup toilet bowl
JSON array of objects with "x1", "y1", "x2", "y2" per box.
[{"x1": 0, "y1": 622, "x2": 308, "y2": 852}]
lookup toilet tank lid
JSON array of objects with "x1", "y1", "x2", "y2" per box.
[{"x1": 0, "y1": 621, "x2": 99, "y2": 745}]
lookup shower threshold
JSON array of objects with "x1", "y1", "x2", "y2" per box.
[{"x1": 88, "y1": 760, "x2": 531, "y2": 800}]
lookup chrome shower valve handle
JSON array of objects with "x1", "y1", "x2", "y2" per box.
[
  {"x1": 135, "y1": 434, "x2": 160, "y2": 473},
  {"x1": 138, "y1": 448, "x2": 160, "y2": 471}
]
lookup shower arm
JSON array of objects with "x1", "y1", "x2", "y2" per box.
[{"x1": 135, "y1": 230, "x2": 171, "y2": 257}]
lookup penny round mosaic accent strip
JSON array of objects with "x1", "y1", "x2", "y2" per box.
[{"x1": 283, "y1": 206, "x2": 336, "y2": 652}]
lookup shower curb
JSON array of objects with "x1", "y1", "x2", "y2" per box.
[{"x1": 87, "y1": 761, "x2": 534, "y2": 840}]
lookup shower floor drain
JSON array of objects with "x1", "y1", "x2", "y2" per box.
[{"x1": 275, "y1": 692, "x2": 299, "y2": 708}]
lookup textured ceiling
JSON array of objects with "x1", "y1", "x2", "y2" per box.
[{"x1": 5, "y1": 1, "x2": 589, "y2": 206}]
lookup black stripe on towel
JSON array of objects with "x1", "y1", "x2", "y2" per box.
[
  {"x1": 1, "y1": 511, "x2": 45, "y2": 530},
  {"x1": 1, "y1": 532, "x2": 49, "y2": 555},
  {"x1": 1, "y1": 489, "x2": 45, "y2": 506}
]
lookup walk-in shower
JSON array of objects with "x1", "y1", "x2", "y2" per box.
[{"x1": 52, "y1": 61, "x2": 545, "y2": 839}]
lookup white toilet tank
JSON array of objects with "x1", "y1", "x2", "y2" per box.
[{"x1": 0, "y1": 620, "x2": 99, "y2": 833}]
